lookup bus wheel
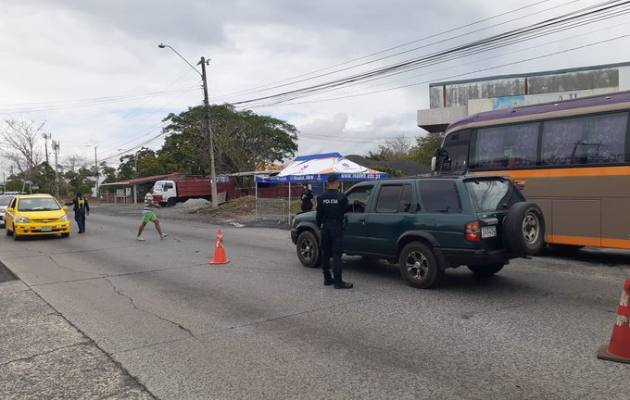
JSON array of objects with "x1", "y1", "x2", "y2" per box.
[{"x1": 504, "y1": 202, "x2": 545, "y2": 256}]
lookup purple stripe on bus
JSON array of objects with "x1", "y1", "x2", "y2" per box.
[{"x1": 447, "y1": 90, "x2": 630, "y2": 131}]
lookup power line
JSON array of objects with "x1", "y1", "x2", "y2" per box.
[
  {"x1": 216, "y1": 0, "x2": 567, "y2": 100},
  {"x1": 255, "y1": 11, "x2": 630, "y2": 106},
  {"x1": 0, "y1": 86, "x2": 199, "y2": 115},
  {"x1": 232, "y1": 0, "x2": 630, "y2": 107},
  {"x1": 262, "y1": 31, "x2": 630, "y2": 107}
]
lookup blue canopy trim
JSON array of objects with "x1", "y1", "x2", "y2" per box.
[{"x1": 255, "y1": 172, "x2": 389, "y2": 184}]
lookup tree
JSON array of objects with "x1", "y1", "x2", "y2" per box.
[
  {"x1": 407, "y1": 132, "x2": 444, "y2": 167},
  {"x1": 64, "y1": 155, "x2": 88, "y2": 173},
  {"x1": 160, "y1": 104, "x2": 298, "y2": 174},
  {"x1": 64, "y1": 166, "x2": 94, "y2": 196},
  {"x1": 368, "y1": 136, "x2": 412, "y2": 161},
  {"x1": 116, "y1": 148, "x2": 167, "y2": 180},
  {"x1": 0, "y1": 119, "x2": 45, "y2": 180},
  {"x1": 100, "y1": 161, "x2": 117, "y2": 184}
]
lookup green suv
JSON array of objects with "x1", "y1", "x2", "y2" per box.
[{"x1": 291, "y1": 175, "x2": 545, "y2": 288}]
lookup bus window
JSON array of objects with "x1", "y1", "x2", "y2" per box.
[
  {"x1": 541, "y1": 112, "x2": 628, "y2": 166},
  {"x1": 442, "y1": 130, "x2": 470, "y2": 173},
  {"x1": 471, "y1": 122, "x2": 539, "y2": 169}
]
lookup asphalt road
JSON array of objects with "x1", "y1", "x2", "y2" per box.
[{"x1": 1, "y1": 207, "x2": 629, "y2": 400}]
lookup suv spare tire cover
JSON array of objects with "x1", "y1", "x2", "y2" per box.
[{"x1": 503, "y1": 202, "x2": 545, "y2": 256}]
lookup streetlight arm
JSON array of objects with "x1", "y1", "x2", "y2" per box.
[{"x1": 158, "y1": 43, "x2": 202, "y2": 77}]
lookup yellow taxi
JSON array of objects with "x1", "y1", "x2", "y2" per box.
[{"x1": 4, "y1": 194, "x2": 71, "y2": 240}]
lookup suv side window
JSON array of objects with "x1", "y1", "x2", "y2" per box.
[
  {"x1": 375, "y1": 184, "x2": 413, "y2": 213},
  {"x1": 418, "y1": 180, "x2": 462, "y2": 213},
  {"x1": 346, "y1": 185, "x2": 373, "y2": 213}
]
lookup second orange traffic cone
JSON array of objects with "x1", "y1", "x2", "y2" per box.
[
  {"x1": 597, "y1": 278, "x2": 630, "y2": 364},
  {"x1": 209, "y1": 229, "x2": 230, "y2": 265}
]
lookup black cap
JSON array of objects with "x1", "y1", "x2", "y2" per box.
[{"x1": 327, "y1": 174, "x2": 339, "y2": 183}]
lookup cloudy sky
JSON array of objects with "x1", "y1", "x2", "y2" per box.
[{"x1": 2, "y1": 0, "x2": 630, "y2": 171}]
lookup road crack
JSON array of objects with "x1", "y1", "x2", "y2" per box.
[
  {"x1": 0, "y1": 342, "x2": 91, "y2": 367},
  {"x1": 47, "y1": 255, "x2": 107, "y2": 277},
  {"x1": 103, "y1": 278, "x2": 196, "y2": 340}
]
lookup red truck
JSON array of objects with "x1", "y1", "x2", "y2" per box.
[{"x1": 151, "y1": 177, "x2": 235, "y2": 206}]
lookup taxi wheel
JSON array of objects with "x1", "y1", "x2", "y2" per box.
[{"x1": 61, "y1": 233, "x2": 70, "y2": 238}]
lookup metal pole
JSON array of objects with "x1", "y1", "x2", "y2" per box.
[
  {"x1": 200, "y1": 57, "x2": 219, "y2": 209},
  {"x1": 255, "y1": 177, "x2": 258, "y2": 221},
  {"x1": 288, "y1": 181, "x2": 291, "y2": 225},
  {"x1": 94, "y1": 146, "x2": 99, "y2": 197},
  {"x1": 42, "y1": 133, "x2": 50, "y2": 165},
  {"x1": 52, "y1": 140, "x2": 59, "y2": 197}
]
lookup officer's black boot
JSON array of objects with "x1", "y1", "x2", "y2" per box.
[
  {"x1": 333, "y1": 271, "x2": 353, "y2": 289},
  {"x1": 323, "y1": 271, "x2": 334, "y2": 286}
]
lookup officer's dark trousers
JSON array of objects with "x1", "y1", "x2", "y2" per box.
[
  {"x1": 75, "y1": 211, "x2": 86, "y2": 233},
  {"x1": 320, "y1": 222, "x2": 343, "y2": 281}
]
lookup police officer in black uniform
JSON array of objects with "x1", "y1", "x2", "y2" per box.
[
  {"x1": 316, "y1": 174, "x2": 353, "y2": 289},
  {"x1": 300, "y1": 184, "x2": 314, "y2": 213},
  {"x1": 67, "y1": 192, "x2": 90, "y2": 234}
]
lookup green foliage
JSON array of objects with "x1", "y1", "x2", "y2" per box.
[
  {"x1": 159, "y1": 104, "x2": 298, "y2": 175},
  {"x1": 407, "y1": 132, "x2": 444, "y2": 167},
  {"x1": 100, "y1": 162, "x2": 117, "y2": 184},
  {"x1": 376, "y1": 166, "x2": 405, "y2": 177},
  {"x1": 64, "y1": 166, "x2": 94, "y2": 196}
]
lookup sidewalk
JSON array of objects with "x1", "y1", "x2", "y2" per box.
[{"x1": 0, "y1": 264, "x2": 154, "y2": 400}]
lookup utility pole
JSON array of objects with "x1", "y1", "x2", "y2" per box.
[
  {"x1": 158, "y1": 43, "x2": 218, "y2": 208},
  {"x1": 199, "y1": 56, "x2": 219, "y2": 209},
  {"x1": 52, "y1": 140, "x2": 60, "y2": 196},
  {"x1": 94, "y1": 146, "x2": 99, "y2": 197},
  {"x1": 42, "y1": 133, "x2": 51, "y2": 166}
]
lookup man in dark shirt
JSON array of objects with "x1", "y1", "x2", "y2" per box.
[
  {"x1": 300, "y1": 184, "x2": 313, "y2": 213},
  {"x1": 68, "y1": 192, "x2": 89, "y2": 234},
  {"x1": 316, "y1": 174, "x2": 353, "y2": 289}
]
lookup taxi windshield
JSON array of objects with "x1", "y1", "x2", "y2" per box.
[{"x1": 18, "y1": 198, "x2": 61, "y2": 212}]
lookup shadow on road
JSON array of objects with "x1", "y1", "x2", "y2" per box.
[{"x1": 538, "y1": 248, "x2": 630, "y2": 266}]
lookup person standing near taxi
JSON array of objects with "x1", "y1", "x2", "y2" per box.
[
  {"x1": 136, "y1": 189, "x2": 168, "y2": 241},
  {"x1": 316, "y1": 174, "x2": 353, "y2": 289},
  {"x1": 67, "y1": 192, "x2": 89, "y2": 234}
]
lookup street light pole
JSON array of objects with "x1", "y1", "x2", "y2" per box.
[
  {"x1": 159, "y1": 43, "x2": 218, "y2": 208},
  {"x1": 199, "y1": 57, "x2": 219, "y2": 209}
]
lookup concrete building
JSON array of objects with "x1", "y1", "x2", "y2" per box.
[{"x1": 417, "y1": 62, "x2": 630, "y2": 133}]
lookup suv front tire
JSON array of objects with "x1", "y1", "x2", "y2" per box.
[
  {"x1": 399, "y1": 241, "x2": 442, "y2": 289},
  {"x1": 296, "y1": 230, "x2": 320, "y2": 268}
]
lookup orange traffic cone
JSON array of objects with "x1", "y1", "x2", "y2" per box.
[
  {"x1": 597, "y1": 278, "x2": 630, "y2": 364},
  {"x1": 209, "y1": 229, "x2": 230, "y2": 265}
]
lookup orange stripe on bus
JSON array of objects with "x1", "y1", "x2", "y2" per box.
[
  {"x1": 473, "y1": 166, "x2": 630, "y2": 179},
  {"x1": 547, "y1": 234, "x2": 630, "y2": 249}
]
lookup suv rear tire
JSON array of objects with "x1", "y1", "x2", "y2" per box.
[
  {"x1": 503, "y1": 202, "x2": 545, "y2": 256},
  {"x1": 399, "y1": 242, "x2": 442, "y2": 289},
  {"x1": 296, "y1": 230, "x2": 320, "y2": 268},
  {"x1": 467, "y1": 264, "x2": 504, "y2": 277}
]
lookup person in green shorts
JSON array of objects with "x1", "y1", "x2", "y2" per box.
[{"x1": 136, "y1": 189, "x2": 168, "y2": 241}]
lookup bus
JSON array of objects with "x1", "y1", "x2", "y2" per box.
[{"x1": 433, "y1": 91, "x2": 630, "y2": 253}]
